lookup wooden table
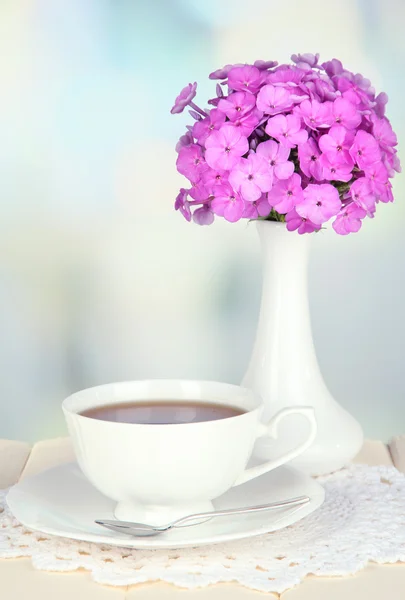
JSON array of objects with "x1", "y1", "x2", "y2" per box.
[{"x1": 1, "y1": 437, "x2": 405, "y2": 599}]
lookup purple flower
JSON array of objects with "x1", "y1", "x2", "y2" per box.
[
  {"x1": 229, "y1": 154, "x2": 273, "y2": 202},
  {"x1": 319, "y1": 125, "x2": 354, "y2": 165},
  {"x1": 365, "y1": 162, "x2": 388, "y2": 187},
  {"x1": 349, "y1": 130, "x2": 381, "y2": 169},
  {"x1": 267, "y1": 66, "x2": 306, "y2": 85},
  {"x1": 256, "y1": 84, "x2": 293, "y2": 115},
  {"x1": 332, "y1": 202, "x2": 367, "y2": 235},
  {"x1": 268, "y1": 173, "x2": 304, "y2": 213},
  {"x1": 296, "y1": 183, "x2": 341, "y2": 224},
  {"x1": 171, "y1": 83, "x2": 197, "y2": 114},
  {"x1": 232, "y1": 108, "x2": 263, "y2": 137},
  {"x1": 331, "y1": 97, "x2": 361, "y2": 130},
  {"x1": 350, "y1": 177, "x2": 376, "y2": 215},
  {"x1": 298, "y1": 139, "x2": 324, "y2": 180},
  {"x1": 174, "y1": 188, "x2": 191, "y2": 221},
  {"x1": 374, "y1": 180, "x2": 393, "y2": 203},
  {"x1": 172, "y1": 54, "x2": 399, "y2": 233},
  {"x1": 374, "y1": 92, "x2": 388, "y2": 118},
  {"x1": 322, "y1": 59, "x2": 344, "y2": 77},
  {"x1": 265, "y1": 114, "x2": 308, "y2": 148},
  {"x1": 320, "y1": 154, "x2": 353, "y2": 182},
  {"x1": 210, "y1": 182, "x2": 245, "y2": 222},
  {"x1": 217, "y1": 92, "x2": 256, "y2": 121},
  {"x1": 209, "y1": 63, "x2": 243, "y2": 80},
  {"x1": 193, "y1": 204, "x2": 215, "y2": 225},
  {"x1": 188, "y1": 181, "x2": 210, "y2": 201},
  {"x1": 256, "y1": 140, "x2": 295, "y2": 180},
  {"x1": 294, "y1": 99, "x2": 333, "y2": 130},
  {"x1": 193, "y1": 109, "x2": 226, "y2": 145},
  {"x1": 383, "y1": 150, "x2": 401, "y2": 177},
  {"x1": 371, "y1": 115, "x2": 397, "y2": 151},
  {"x1": 176, "y1": 144, "x2": 208, "y2": 183},
  {"x1": 227, "y1": 65, "x2": 263, "y2": 94},
  {"x1": 243, "y1": 194, "x2": 271, "y2": 218},
  {"x1": 175, "y1": 131, "x2": 194, "y2": 153},
  {"x1": 254, "y1": 59, "x2": 278, "y2": 70},
  {"x1": 291, "y1": 53, "x2": 320, "y2": 69},
  {"x1": 286, "y1": 208, "x2": 318, "y2": 234},
  {"x1": 201, "y1": 168, "x2": 228, "y2": 193},
  {"x1": 205, "y1": 125, "x2": 249, "y2": 170}
]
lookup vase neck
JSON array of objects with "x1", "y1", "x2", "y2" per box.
[
  {"x1": 256, "y1": 221, "x2": 311, "y2": 274},
  {"x1": 242, "y1": 221, "x2": 320, "y2": 417}
]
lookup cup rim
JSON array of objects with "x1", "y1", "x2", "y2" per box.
[{"x1": 62, "y1": 379, "x2": 262, "y2": 427}]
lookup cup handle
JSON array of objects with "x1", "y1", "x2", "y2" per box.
[{"x1": 232, "y1": 406, "x2": 317, "y2": 487}]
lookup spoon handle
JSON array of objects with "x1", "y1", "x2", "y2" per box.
[
  {"x1": 171, "y1": 495, "x2": 310, "y2": 529},
  {"x1": 96, "y1": 495, "x2": 310, "y2": 536}
]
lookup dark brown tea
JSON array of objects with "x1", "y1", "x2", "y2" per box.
[{"x1": 80, "y1": 401, "x2": 245, "y2": 425}]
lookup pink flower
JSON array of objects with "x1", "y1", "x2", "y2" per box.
[
  {"x1": 332, "y1": 202, "x2": 367, "y2": 235},
  {"x1": 374, "y1": 180, "x2": 393, "y2": 203},
  {"x1": 383, "y1": 150, "x2": 401, "y2": 176},
  {"x1": 174, "y1": 188, "x2": 191, "y2": 221},
  {"x1": 175, "y1": 131, "x2": 194, "y2": 153},
  {"x1": 320, "y1": 155, "x2": 353, "y2": 182},
  {"x1": 171, "y1": 83, "x2": 197, "y2": 114},
  {"x1": 176, "y1": 144, "x2": 208, "y2": 183},
  {"x1": 296, "y1": 183, "x2": 341, "y2": 224},
  {"x1": 349, "y1": 130, "x2": 381, "y2": 169},
  {"x1": 374, "y1": 92, "x2": 388, "y2": 118},
  {"x1": 227, "y1": 65, "x2": 263, "y2": 94},
  {"x1": 229, "y1": 154, "x2": 273, "y2": 202},
  {"x1": 265, "y1": 114, "x2": 308, "y2": 148},
  {"x1": 242, "y1": 195, "x2": 271, "y2": 218},
  {"x1": 267, "y1": 66, "x2": 306, "y2": 85},
  {"x1": 286, "y1": 208, "x2": 318, "y2": 234},
  {"x1": 256, "y1": 140, "x2": 294, "y2": 180},
  {"x1": 209, "y1": 63, "x2": 244, "y2": 80},
  {"x1": 232, "y1": 108, "x2": 263, "y2": 137},
  {"x1": 217, "y1": 92, "x2": 256, "y2": 121},
  {"x1": 193, "y1": 109, "x2": 226, "y2": 145},
  {"x1": 256, "y1": 84, "x2": 292, "y2": 115},
  {"x1": 319, "y1": 125, "x2": 354, "y2": 165},
  {"x1": 371, "y1": 115, "x2": 397, "y2": 150},
  {"x1": 298, "y1": 139, "x2": 324, "y2": 180},
  {"x1": 322, "y1": 59, "x2": 344, "y2": 77},
  {"x1": 365, "y1": 162, "x2": 388, "y2": 187},
  {"x1": 267, "y1": 173, "x2": 304, "y2": 213},
  {"x1": 350, "y1": 177, "x2": 376, "y2": 215},
  {"x1": 294, "y1": 99, "x2": 333, "y2": 129},
  {"x1": 363, "y1": 163, "x2": 391, "y2": 205},
  {"x1": 205, "y1": 125, "x2": 249, "y2": 170},
  {"x1": 201, "y1": 168, "x2": 228, "y2": 193},
  {"x1": 254, "y1": 59, "x2": 278, "y2": 70},
  {"x1": 331, "y1": 97, "x2": 361, "y2": 129},
  {"x1": 193, "y1": 204, "x2": 215, "y2": 226},
  {"x1": 188, "y1": 181, "x2": 209, "y2": 201},
  {"x1": 210, "y1": 182, "x2": 245, "y2": 222},
  {"x1": 291, "y1": 53, "x2": 320, "y2": 69},
  {"x1": 172, "y1": 54, "x2": 399, "y2": 232}
]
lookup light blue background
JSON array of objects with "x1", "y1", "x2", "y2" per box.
[{"x1": 0, "y1": 0, "x2": 404, "y2": 441}]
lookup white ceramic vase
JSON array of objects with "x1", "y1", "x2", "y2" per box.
[{"x1": 242, "y1": 220, "x2": 363, "y2": 476}]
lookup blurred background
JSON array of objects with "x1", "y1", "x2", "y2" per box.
[{"x1": 0, "y1": 0, "x2": 404, "y2": 442}]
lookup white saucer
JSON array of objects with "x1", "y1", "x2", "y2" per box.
[{"x1": 7, "y1": 462, "x2": 324, "y2": 549}]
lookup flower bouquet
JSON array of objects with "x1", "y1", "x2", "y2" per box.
[{"x1": 172, "y1": 54, "x2": 400, "y2": 235}]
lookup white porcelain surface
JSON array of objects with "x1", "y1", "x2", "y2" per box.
[
  {"x1": 242, "y1": 221, "x2": 364, "y2": 476},
  {"x1": 62, "y1": 380, "x2": 316, "y2": 524},
  {"x1": 6, "y1": 461, "x2": 325, "y2": 549}
]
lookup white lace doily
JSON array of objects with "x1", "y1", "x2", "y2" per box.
[{"x1": 1, "y1": 464, "x2": 405, "y2": 593}]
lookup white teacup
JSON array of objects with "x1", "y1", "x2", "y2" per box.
[{"x1": 63, "y1": 380, "x2": 316, "y2": 525}]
